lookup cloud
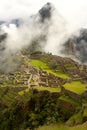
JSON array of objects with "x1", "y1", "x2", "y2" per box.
[
  {"x1": 0, "y1": 0, "x2": 87, "y2": 29},
  {"x1": 0, "y1": 0, "x2": 46, "y2": 19}
]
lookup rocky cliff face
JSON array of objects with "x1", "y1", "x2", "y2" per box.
[{"x1": 39, "y1": 2, "x2": 53, "y2": 22}]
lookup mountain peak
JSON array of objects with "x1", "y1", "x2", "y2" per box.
[{"x1": 39, "y1": 2, "x2": 54, "y2": 22}]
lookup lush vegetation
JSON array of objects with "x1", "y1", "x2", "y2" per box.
[{"x1": 0, "y1": 88, "x2": 81, "y2": 130}]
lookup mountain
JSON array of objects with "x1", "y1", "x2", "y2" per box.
[
  {"x1": 25, "y1": 3, "x2": 55, "y2": 53},
  {"x1": 0, "y1": 2, "x2": 66, "y2": 55},
  {"x1": 0, "y1": 3, "x2": 55, "y2": 53},
  {"x1": 62, "y1": 28, "x2": 87, "y2": 63},
  {"x1": 0, "y1": 3, "x2": 87, "y2": 64},
  {"x1": 39, "y1": 2, "x2": 54, "y2": 22}
]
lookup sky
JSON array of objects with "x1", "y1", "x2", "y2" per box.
[{"x1": 0, "y1": 0, "x2": 87, "y2": 28}]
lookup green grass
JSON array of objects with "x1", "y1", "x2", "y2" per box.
[
  {"x1": 37, "y1": 122, "x2": 87, "y2": 130},
  {"x1": 59, "y1": 96, "x2": 81, "y2": 108},
  {"x1": 63, "y1": 81, "x2": 86, "y2": 94},
  {"x1": 30, "y1": 60, "x2": 48, "y2": 69},
  {"x1": 33, "y1": 86, "x2": 61, "y2": 93},
  {"x1": 29, "y1": 60, "x2": 70, "y2": 79}
]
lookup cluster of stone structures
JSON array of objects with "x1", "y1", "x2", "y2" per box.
[{"x1": 0, "y1": 56, "x2": 69, "y2": 89}]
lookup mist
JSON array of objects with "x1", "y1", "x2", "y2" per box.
[{"x1": 0, "y1": 2, "x2": 70, "y2": 53}]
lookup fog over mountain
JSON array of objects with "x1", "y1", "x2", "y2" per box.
[
  {"x1": 0, "y1": 2, "x2": 87, "y2": 72},
  {"x1": 61, "y1": 29, "x2": 87, "y2": 63},
  {"x1": 0, "y1": 2, "x2": 67, "y2": 54},
  {"x1": 0, "y1": 3, "x2": 67, "y2": 72}
]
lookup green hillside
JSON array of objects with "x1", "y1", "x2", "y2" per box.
[{"x1": 0, "y1": 52, "x2": 87, "y2": 130}]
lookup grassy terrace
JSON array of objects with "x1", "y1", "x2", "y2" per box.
[
  {"x1": 29, "y1": 60, "x2": 70, "y2": 79},
  {"x1": 64, "y1": 81, "x2": 86, "y2": 94},
  {"x1": 32, "y1": 86, "x2": 61, "y2": 93},
  {"x1": 59, "y1": 95, "x2": 81, "y2": 108}
]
